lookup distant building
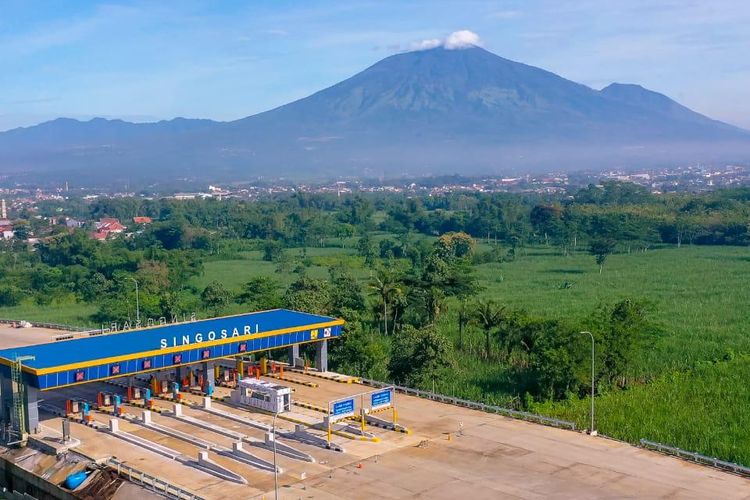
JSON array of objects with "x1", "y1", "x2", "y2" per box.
[
  {"x1": 2, "y1": 228, "x2": 13, "y2": 240},
  {"x1": 132, "y1": 216, "x2": 152, "y2": 224},
  {"x1": 65, "y1": 218, "x2": 84, "y2": 228},
  {"x1": 172, "y1": 193, "x2": 213, "y2": 200},
  {"x1": 90, "y1": 217, "x2": 126, "y2": 240},
  {"x1": 95, "y1": 218, "x2": 126, "y2": 233}
]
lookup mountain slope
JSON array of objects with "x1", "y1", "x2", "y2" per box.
[{"x1": 0, "y1": 46, "x2": 747, "y2": 183}]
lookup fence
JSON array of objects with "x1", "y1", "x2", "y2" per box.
[
  {"x1": 107, "y1": 458, "x2": 204, "y2": 500},
  {"x1": 639, "y1": 439, "x2": 750, "y2": 477},
  {"x1": 358, "y1": 377, "x2": 576, "y2": 430}
]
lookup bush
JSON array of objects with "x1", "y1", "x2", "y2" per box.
[{"x1": 0, "y1": 285, "x2": 24, "y2": 307}]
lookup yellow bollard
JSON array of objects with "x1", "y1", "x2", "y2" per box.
[
  {"x1": 236, "y1": 359, "x2": 244, "y2": 380},
  {"x1": 361, "y1": 409, "x2": 367, "y2": 433},
  {"x1": 261, "y1": 357, "x2": 268, "y2": 375},
  {"x1": 392, "y1": 408, "x2": 398, "y2": 425}
]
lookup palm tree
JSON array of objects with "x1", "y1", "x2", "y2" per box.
[
  {"x1": 368, "y1": 267, "x2": 402, "y2": 335},
  {"x1": 475, "y1": 299, "x2": 505, "y2": 359}
]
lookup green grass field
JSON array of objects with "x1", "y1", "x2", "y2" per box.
[
  {"x1": 193, "y1": 247, "x2": 365, "y2": 291},
  {"x1": 474, "y1": 245, "x2": 750, "y2": 374}
]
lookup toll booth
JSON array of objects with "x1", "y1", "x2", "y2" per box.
[
  {"x1": 0, "y1": 309, "x2": 343, "y2": 442},
  {"x1": 230, "y1": 378, "x2": 291, "y2": 413}
]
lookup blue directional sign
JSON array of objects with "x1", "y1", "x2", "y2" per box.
[
  {"x1": 331, "y1": 398, "x2": 355, "y2": 417},
  {"x1": 371, "y1": 389, "x2": 392, "y2": 409}
]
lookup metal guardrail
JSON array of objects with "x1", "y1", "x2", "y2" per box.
[
  {"x1": 639, "y1": 439, "x2": 750, "y2": 477},
  {"x1": 358, "y1": 377, "x2": 576, "y2": 430},
  {"x1": 107, "y1": 458, "x2": 204, "y2": 500}
]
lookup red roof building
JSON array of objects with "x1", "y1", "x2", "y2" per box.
[
  {"x1": 95, "y1": 218, "x2": 126, "y2": 233},
  {"x1": 132, "y1": 216, "x2": 153, "y2": 224}
]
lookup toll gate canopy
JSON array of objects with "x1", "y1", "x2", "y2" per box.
[{"x1": 0, "y1": 309, "x2": 344, "y2": 390}]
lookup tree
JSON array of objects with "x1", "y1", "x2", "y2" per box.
[
  {"x1": 330, "y1": 321, "x2": 389, "y2": 380},
  {"x1": 135, "y1": 260, "x2": 170, "y2": 291},
  {"x1": 151, "y1": 220, "x2": 188, "y2": 250},
  {"x1": 530, "y1": 205, "x2": 563, "y2": 245},
  {"x1": 378, "y1": 239, "x2": 401, "y2": 259},
  {"x1": 434, "y1": 232, "x2": 475, "y2": 260},
  {"x1": 0, "y1": 285, "x2": 24, "y2": 307},
  {"x1": 79, "y1": 272, "x2": 110, "y2": 302},
  {"x1": 284, "y1": 275, "x2": 331, "y2": 315},
  {"x1": 368, "y1": 267, "x2": 402, "y2": 335},
  {"x1": 592, "y1": 299, "x2": 656, "y2": 388},
  {"x1": 527, "y1": 322, "x2": 586, "y2": 400},
  {"x1": 388, "y1": 325, "x2": 453, "y2": 387},
  {"x1": 329, "y1": 267, "x2": 366, "y2": 316},
  {"x1": 589, "y1": 238, "x2": 616, "y2": 273},
  {"x1": 356, "y1": 233, "x2": 377, "y2": 266},
  {"x1": 12, "y1": 224, "x2": 30, "y2": 241},
  {"x1": 237, "y1": 276, "x2": 283, "y2": 311},
  {"x1": 262, "y1": 240, "x2": 284, "y2": 262},
  {"x1": 475, "y1": 300, "x2": 505, "y2": 359},
  {"x1": 201, "y1": 281, "x2": 232, "y2": 315}
]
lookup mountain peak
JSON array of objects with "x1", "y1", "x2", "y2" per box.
[
  {"x1": 1, "y1": 43, "x2": 747, "y2": 182},
  {"x1": 598, "y1": 81, "x2": 727, "y2": 126}
]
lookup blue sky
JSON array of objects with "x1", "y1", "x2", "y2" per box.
[{"x1": 2, "y1": 0, "x2": 749, "y2": 131}]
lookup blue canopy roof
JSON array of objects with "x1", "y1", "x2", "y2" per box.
[{"x1": 0, "y1": 309, "x2": 341, "y2": 372}]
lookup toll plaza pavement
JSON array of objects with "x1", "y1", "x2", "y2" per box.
[{"x1": 39, "y1": 370, "x2": 750, "y2": 499}]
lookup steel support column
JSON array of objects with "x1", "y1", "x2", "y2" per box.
[{"x1": 315, "y1": 340, "x2": 328, "y2": 373}]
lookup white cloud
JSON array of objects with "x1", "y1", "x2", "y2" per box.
[
  {"x1": 444, "y1": 30, "x2": 482, "y2": 49},
  {"x1": 411, "y1": 30, "x2": 482, "y2": 52},
  {"x1": 411, "y1": 38, "x2": 442, "y2": 51}
]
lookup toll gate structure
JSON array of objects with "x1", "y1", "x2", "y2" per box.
[{"x1": 0, "y1": 308, "x2": 343, "y2": 441}]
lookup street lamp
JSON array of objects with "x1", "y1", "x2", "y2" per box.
[
  {"x1": 580, "y1": 331, "x2": 596, "y2": 435},
  {"x1": 127, "y1": 277, "x2": 140, "y2": 324},
  {"x1": 272, "y1": 410, "x2": 279, "y2": 500}
]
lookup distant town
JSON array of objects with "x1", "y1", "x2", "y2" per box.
[{"x1": 0, "y1": 163, "x2": 748, "y2": 243}]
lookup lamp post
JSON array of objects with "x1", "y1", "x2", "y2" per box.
[
  {"x1": 580, "y1": 331, "x2": 596, "y2": 435},
  {"x1": 272, "y1": 410, "x2": 279, "y2": 500},
  {"x1": 127, "y1": 277, "x2": 140, "y2": 324}
]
